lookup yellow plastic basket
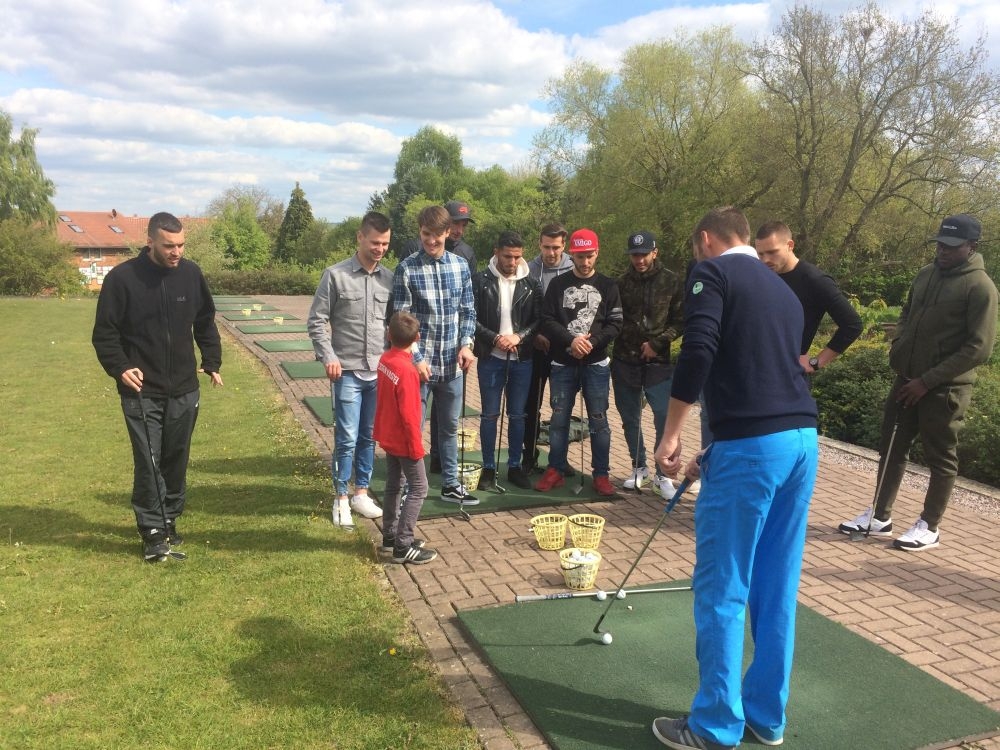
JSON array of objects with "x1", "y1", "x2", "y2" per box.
[
  {"x1": 458, "y1": 462, "x2": 482, "y2": 491},
  {"x1": 530, "y1": 513, "x2": 568, "y2": 551},
  {"x1": 457, "y1": 428, "x2": 478, "y2": 453},
  {"x1": 559, "y1": 547, "x2": 602, "y2": 590},
  {"x1": 568, "y1": 513, "x2": 605, "y2": 550}
]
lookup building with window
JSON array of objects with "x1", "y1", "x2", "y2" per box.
[{"x1": 56, "y1": 209, "x2": 149, "y2": 289}]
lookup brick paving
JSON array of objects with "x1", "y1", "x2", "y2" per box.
[{"x1": 221, "y1": 295, "x2": 1000, "y2": 750}]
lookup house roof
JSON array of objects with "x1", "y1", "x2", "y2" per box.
[{"x1": 55, "y1": 210, "x2": 149, "y2": 250}]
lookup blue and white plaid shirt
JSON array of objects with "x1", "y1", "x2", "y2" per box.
[{"x1": 392, "y1": 249, "x2": 475, "y2": 383}]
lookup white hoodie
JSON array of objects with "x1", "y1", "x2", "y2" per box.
[{"x1": 488, "y1": 255, "x2": 531, "y2": 360}]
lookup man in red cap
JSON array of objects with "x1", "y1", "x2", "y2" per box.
[{"x1": 535, "y1": 228, "x2": 623, "y2": 496}]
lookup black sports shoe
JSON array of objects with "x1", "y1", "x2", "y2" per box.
[
  {"x1": 392, "y1": 543, "x2": 438, "y2": 564},
  {"x1": 477, "y1": 468, "x2": 496, "y2": 490},
  {"x1": 507, "y1": 466, "x2": 533, "y2": 489},
  {"x1": 166, "y1": 521, "x2": 184, "y2": 546},
  {"x1": 142, "y1": 531, "x2": 170, "y2": 563},
  {"x1": 440, "y1": 485, "x2": 480, "y2": 505},
  {"x1": 380, "y1": 537, "x2": 425, "y2": 554}
]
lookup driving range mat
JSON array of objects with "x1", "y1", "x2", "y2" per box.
[
  {"x1": 255, "y1": 339, "x2": 314, "y2": 352},
  {"x1": 281, "y1": 360, "x2": 326, "y2": 379},
  {"x1": 237, "y1": 323, "x2": 309, "y2": 334},
  {"x1": 302, "y1": 396, "x2": 480, "y2": 428},
  {"x1": 214, "y1": 303, "x2": 279, "y2": 311},
  {"x1": 369, "y1": 448, "x2": 615, "y2": 516},
  {"x1": 223, "y1": 312, "x2": 299, "y2": 321},
  {"x1": 458, "y1": 588, "x2": 1000, "y2": 750},
  {"x1": 213, "y1": 296, "x2": 257, "y2": 303}
]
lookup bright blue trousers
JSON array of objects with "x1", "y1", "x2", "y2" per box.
[{"x1": 687, "y1": 427, "x2": 818, "y2": 746}]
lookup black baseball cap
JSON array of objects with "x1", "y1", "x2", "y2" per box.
[
  {"x1": 445, "y1": 200, "x2": 475, "y2": 223},
  {"x1": 627, "y1": 231, "x2": 656, "y2": 253},
  {"x1": 931, "y1": 214, "x2": 981, "y2": 247}
]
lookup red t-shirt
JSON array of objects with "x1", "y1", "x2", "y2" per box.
[{"x1": 373, "y1": 347, "x2": 425, "y2": 460}]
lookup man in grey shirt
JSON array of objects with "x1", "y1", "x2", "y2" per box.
[{"x1": 308, "y1": 211, "x2": 393, "y2": 528}]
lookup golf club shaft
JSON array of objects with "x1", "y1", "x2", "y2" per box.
[
  {"x1": 575, "y1": 366, "x2": 585, "y2": 493},
  {"x1": 853, "y1": 411, "x2": 903, "y2": 540},
  {"x1": 633, "y1": 365, "x2": 646, "y2": 492},
  {"x1": 593, "y1": 475, "x2": 691, "y2": 633},
  {"x1": 515, "y1": 584, "x2": 691, "y2": 603},
  {"x1": 493, "y1": 353, "x2": 510, "y2": 493}
]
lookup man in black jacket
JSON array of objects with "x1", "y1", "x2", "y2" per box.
[
  {"x1": 472, "y1": 231, "x2": 542, "y2": 489},
  {"x1": 93, "y1": 212, "x2": 223, "y2": 563}
]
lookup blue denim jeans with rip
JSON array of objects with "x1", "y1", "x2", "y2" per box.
[{"x1": 546, "y1": 362, "x2": 611, "y2": 477}]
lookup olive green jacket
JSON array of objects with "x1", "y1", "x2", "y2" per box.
[
  {"x1": 613, "y1": 260, "x2": 684, "y2": 365},
  {"x1": 889, "y1": 253, "x2": 998, "y2": 389}
]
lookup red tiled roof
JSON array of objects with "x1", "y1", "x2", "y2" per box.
[{"x1": 55, "y1": 210, "x2": 149, "y2": 250}]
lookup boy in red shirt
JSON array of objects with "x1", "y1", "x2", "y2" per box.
[{"x1": 374, "y1": 312, "x2": 438, "y2": 564}]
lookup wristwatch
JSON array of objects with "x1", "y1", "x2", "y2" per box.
[{"x1": 808, "y1": 356, "x2": 821, "y2": 370}]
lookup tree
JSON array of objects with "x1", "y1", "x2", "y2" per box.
[
  {"x1": 210, "y1": 200, "x2": 271, "y2": 270},
  {"x1": 533, "y1": 29, "x2": 765, "y2": 268},
  {"x1": 0, "y1": 110, "x2": 56, "y2": 225},
  {"x1": 744, "y1": 3, "x2": 1000, "y2": 267},
  {"x1": 0, "y1": 218, "x2": 79, "y2": 295},
  {"x1": 205, "y1": 184, "x2": 284, "y2": 243},
  {"x1": 274, "y1": 182, "x2": 315, "y2": 263}
]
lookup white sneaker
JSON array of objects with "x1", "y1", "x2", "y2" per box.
[
  {"x1": 350, "y1": 494, "x2": 383, "y2": 519},
  {"x1": 837, "y1": 508, "x2": 892, "y2": 537},
  {"x1": 332, "y1": 498, "x2": 354, "y2": 528},
  {"x1": 653, "y1": 475, "x2": 676, "y2": 500},
  {"x1": 623, "y1": 467, "x2": 649, "y2": 490},
  {"x1": 893, "y1": 518, "x2": 940, "y2": 551}
]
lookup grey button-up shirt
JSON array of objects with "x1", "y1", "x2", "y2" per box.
[{"x1": 307, "y1": 255, "x2": 393, "y2": 372}]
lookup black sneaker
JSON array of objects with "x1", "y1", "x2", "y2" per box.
[
  {"x1": 380, "y1": 537, "x2": 425, "y2": 554},
  {"x1": 142, "y1": 531, "x2": 170, "y2": 563},
  {"x1": 441, "y1": 485, "x2": 480, "y2": 505},
  {"x1": 429, "y1": 457, "x2": 442, "y2": 474},
  {"x1": 507, "y1": 466, "x2": 533, "y2": 489},
  {"x1": 477, "y1": 468, "x2": 496, "y2": 490},
  {"x1": 392, "y1": 543, "x2": 438, "y2": 565},
  {"x1": 166, "y1": 521, "x2": 184, "y2": 546}
]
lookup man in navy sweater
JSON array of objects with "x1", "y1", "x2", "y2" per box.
[{"x1": 652, "y1": 207, "x2": 818, "y2": 750}]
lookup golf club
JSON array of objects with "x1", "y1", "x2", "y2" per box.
[
  {"x1": 593, "y1": 474, "x2": 693, "y2": 636},
  {"x1": 456, "y1": 370, "x2": 471, "y2": 522},
  {"x1": 136, "y1": 394, "x2": 187, "y2": 561},
  {"x1": 573, "y1": 367, "x2": 586, "y2": 495},
  {"x1": 850, "y1": 410, "x2": 903, "y2": 541},
  {"x1": 631, "y1": 364, "x2": 647, "y2": 494},
  {"x1": 492, "y1": 352, "x2": 510, "y2": 494},
  {"x1": 530, "y1": 360, "x2": 547, "y2": 474},
  {"x1": 515, "y1": 584, "x2": 691, "y2": 603}
]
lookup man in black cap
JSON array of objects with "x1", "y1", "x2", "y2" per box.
[
  {"x1": 612, "y1": 230, "x2": 684, "y2": 499},
  {"x1": 839, "y1": 214, "x2": 998, "y2": 551},
  {"x1": 444, "y1": 200, "x2": 478, "y2": 278}
]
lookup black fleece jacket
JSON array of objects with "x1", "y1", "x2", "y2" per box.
[{"x1": 93, "y1": 250, "x2": 221, "y2": 397}]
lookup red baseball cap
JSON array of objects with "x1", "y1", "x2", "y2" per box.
[{"x1": 569, "y1": 228, "x2": 599, "y2": 253}]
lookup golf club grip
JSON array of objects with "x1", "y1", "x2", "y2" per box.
[
  {"x1": 515, "y1": 592, "x2": 579, "y2": 602},
  {"x1": 663, "y1": 476, "x2": 691, "y2": 513}
]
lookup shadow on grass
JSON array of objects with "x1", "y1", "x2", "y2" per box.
[
  {"x1": 190, "y1": 453, "x2": 328, "y2": 477},
  {"x1": 2, "y1": 505, "x2": 359, "y2": 556},
  {"x1": 90, "y1": 481, "x2": 328, "y2": 519}
]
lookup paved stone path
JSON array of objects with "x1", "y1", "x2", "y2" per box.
[{"x1": 220, "y1": 295, "x2": 1000, "y2": 750}]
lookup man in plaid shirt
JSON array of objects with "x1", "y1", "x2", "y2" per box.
[{"x1": 392, "y1": 205, "x2": 478, "y2": 504}]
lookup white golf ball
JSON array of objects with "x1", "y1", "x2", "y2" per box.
[
  {"x1": 595, "y1": 590, "x2": 607, "y2": 601},
  {"x1": 601, "y1": 632, "x2": 613, "y2": 645},
  {"x1": 616, "y1": 589, "x2": 627, "y2": 600}
]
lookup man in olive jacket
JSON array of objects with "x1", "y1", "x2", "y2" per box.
[{"x1": 839, "y1": 214, "x2": 998, "y2": 551}]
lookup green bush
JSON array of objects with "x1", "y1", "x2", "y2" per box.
[
  {"x1": 957, "y1": 369, "x2": 1000, "y2": 486},
  {"x1": 205, "y1": 266, "x2": 321, "y2": 295},
  {"x1": 812, "y1": 341, "x2": 894, "y2": 450},
  {"x1": 0, "y1": 218, "x2": 82, "y2": 295}
]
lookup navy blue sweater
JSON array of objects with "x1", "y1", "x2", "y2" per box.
[{"x1": 671, "y1": 250, "x2": 817, "y2": 441}]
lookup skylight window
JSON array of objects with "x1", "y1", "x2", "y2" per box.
[
  {"x1": 59, "y1": 215, "x2": 72, "y2": 222},
  {"x1": 109, "y1": 225, "x2": 124, "y2": 233},
  {"x1": 69, "y1": 225, "x2": 84, "y2": 233}
]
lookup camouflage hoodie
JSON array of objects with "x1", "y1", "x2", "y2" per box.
[{"x1": 613, "y1": 259, "x2": 684, "y2": 366}]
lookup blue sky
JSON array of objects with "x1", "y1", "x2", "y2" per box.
[{"x1": 1, "y1": 0, "x2": 996, "y2": 222}]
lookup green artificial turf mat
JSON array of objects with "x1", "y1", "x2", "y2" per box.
[
  {"x1": 255, "y1": 339, "x2": 314, "y2": 352},
  {"x1": 236, "y1": 323, "x2": 309, "y2": 334},
  {"x1": 222, "y1": 312, "x2": 299, "y2": 321},
  {"x1": 281, "y1": 360, "x2": 327, "y2": 379},
  {"x1": 214, "y1": 303, "x2": 279, "y2": 311},
  {"x1": 458, "y1": 587, "x2": 1000, "y2": 750},
  {"x1": 370, "y1": 449, "x2": 613, "y2": 517},
  {"x1": 304, "y1": 395, "x2": 335, "y2": 426},
  {"x1": 212, "y1": 296, "x2": 257, "y2": 302}
]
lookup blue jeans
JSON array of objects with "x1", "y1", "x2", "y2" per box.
[
  {"x1": 547, "y1": 362, "x2": 611, "y2": 477},
  {"x1": 612, "y1": 369, "x2": 671, "y2": 475},
  {"x1": 331, "y1": 372, "x2": 377, "y2": 497},
  {"x1": 687, "y1": 428, "x2": 818, "y2": 746},
  {"x1": 422, "y1": 374, "x2": 464, "y2": 488},
  {"x1": 478, "y1": 355, "x2": 533, "y2": 469}
]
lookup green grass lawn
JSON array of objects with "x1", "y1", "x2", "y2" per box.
[{"x1": 0, "y1": 297, "x2": 478, "y2": 750}]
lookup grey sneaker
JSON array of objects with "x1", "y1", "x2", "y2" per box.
[
  {"x1": 379, "y1": 537, "x2": 425, "y2": 554},
  {"x1": 893, "y1": 518, "x2": 940, "y2": 551},
  {"x1": 391, "y1": 543, "x2": 438, "y2": 565},
  {"x1": 652, "y1": 716, "x2": 734, "y2": 750},
  {"x1": 142, "y1": 531, "x2": 169, "y2": 563}
]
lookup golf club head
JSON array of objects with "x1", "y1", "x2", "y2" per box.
[
  {"x1": 167, "y1": 548, "x2": 188, "y2": 561},
  {"x1": 492, "y1": 481, "x2": 507, "y2": 494}
]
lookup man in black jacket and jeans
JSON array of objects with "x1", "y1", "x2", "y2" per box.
[
  {"x1": 93, "y1": 212, "x2": 223, "y2": 563},
  {"x1": 472, "y1": 231, "x2": 542, "y2": 489}
]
